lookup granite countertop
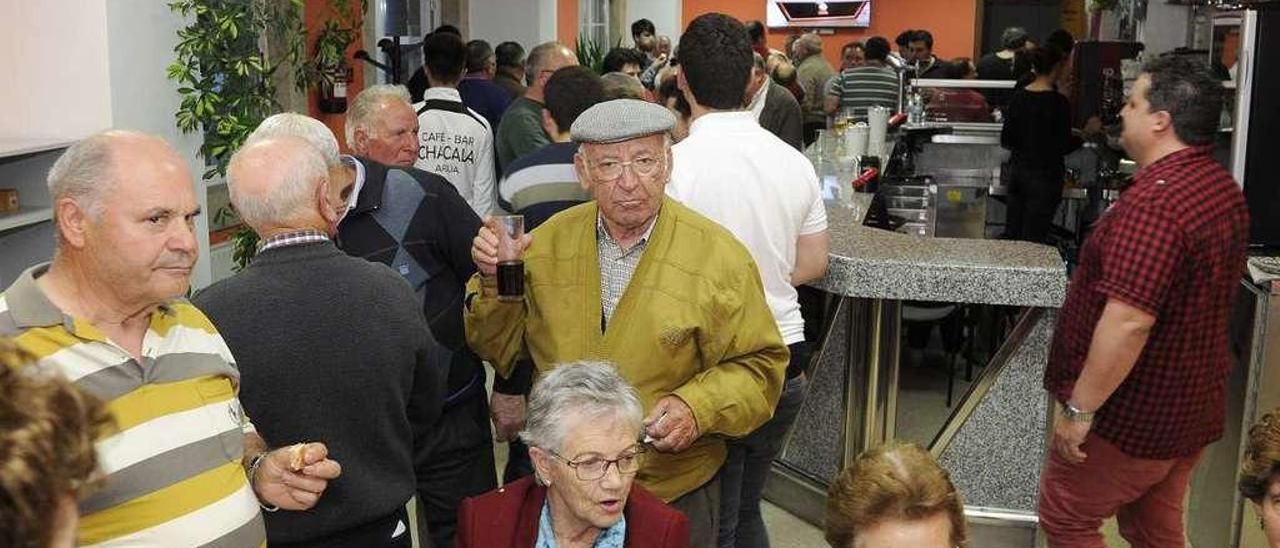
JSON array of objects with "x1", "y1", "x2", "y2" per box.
[{"x1": 811, "y1": 197, "x2": 1068, "y2": 307}]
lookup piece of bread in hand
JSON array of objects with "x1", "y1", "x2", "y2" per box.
[{"x1": 289, "y1": 443, "x2": 307, "y2": 471}]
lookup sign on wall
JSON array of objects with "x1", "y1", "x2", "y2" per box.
[{"x1": 766, "y1": 1, "x2": 872, "y2": 28}]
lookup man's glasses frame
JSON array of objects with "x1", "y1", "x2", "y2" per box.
[{"x1": 583, "y1": 152, "x2": 667, "y2": 182}]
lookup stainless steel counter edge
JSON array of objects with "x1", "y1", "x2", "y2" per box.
[{"x1": 810, "y1": 201, "x2": 1068, "y2": 308}]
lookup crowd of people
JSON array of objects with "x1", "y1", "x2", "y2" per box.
[{"x1": 0, "y1": 9, "x2": 1270, "y2": 548}]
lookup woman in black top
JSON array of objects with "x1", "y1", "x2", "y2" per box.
[{"x1": 1000, "y1": 46, "x2": 1081, "y2": 243}]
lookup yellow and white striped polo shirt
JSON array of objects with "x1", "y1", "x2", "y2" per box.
[{"x1": 0, "y1": 265, "x2": 266, "y2": 548}]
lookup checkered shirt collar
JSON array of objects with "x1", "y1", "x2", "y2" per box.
[
  {"x1": 257, "y1": 229, "x2": 330, "y2": 254},
  {"x1": 596, "y1": 212, "x2": 658, "y2": 250}
]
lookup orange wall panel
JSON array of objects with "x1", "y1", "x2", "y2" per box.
[
  {"x1": 558, "y1": 0, "x2": 579, "y2": 47},
  {"x1": 305, "y1": 0, "x2": 364, "y2": 153},
  {"x1": 680, "y1": 0, "x2": 978, "y2": 69}
]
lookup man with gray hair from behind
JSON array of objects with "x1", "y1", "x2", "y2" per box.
[
  {"x1": 793, "y1": 32, "x2": 834, "y2": 144},
  {"x1": 600, "y1": 71, "x2": 647, "y2": 101},
  {"x1": 194, "y1": 136, "x2": 449, "y2": 547},
  {"x1": 495, "y1": 41, "x2": 579, "y2": 172},
  {"x1": 245, "y1": 112, "x2": 358, "y2": 224},
  {"x1": 455, "y1": 361, "x2": 690, "y2": 547},
  {"x1": 245, "y1": 110, "x2": 492, "y2": 548}
]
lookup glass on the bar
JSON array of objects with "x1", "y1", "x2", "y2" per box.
[{"x1": 494, "y1": 215, "x2": 525, "y2": 302}]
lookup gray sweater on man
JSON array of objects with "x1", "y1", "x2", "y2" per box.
[{"x1": 194, "y1": 241, "x2": 449, "y2": 544}]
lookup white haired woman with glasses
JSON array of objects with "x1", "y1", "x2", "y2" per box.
[{"x1": 456, "y1": 361, "x2": 690, "y2": 547}]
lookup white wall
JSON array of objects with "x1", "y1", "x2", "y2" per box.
[
  {"x1": 468, "y1": 0, "x2": 557, "y2": 48},
  {"x1": 0, "y1": 0, "x2": 113, "y2": 288},
  {"x1": 538, "y1": 0, "x2": 557, "y2": 44},
  {"x1": 105, "y1": 0, "x2": 213, "y2": 289},
  {"x1": 1138, "y1": 2, "x2": 1190, "y2": 56},
  {"x1": 626, "y1": 0, "x2": 681, "y2": 46},
  {"x1": 464, "y1": 0, "x2": 679, "y2": 50},
  {"x1": 0, "y1": 1, "x2": 112, "y2": 139}
]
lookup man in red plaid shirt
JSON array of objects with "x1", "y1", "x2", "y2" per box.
[{"x1": 1038, "y1": 55, "x2": 1250, "y2": 547}]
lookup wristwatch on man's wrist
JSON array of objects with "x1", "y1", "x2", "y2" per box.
[
  {"x1": 1061, "y1": 402, "x2": 1095, "y2": 422},
  {"x1": 247, "y1": 450, "x2": 280, "y2": 512}
]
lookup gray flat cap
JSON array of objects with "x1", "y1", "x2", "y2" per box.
[{"x1": 570, "y1": 99, "x2": 676, "y2": 144}]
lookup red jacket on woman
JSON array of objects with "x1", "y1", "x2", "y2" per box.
[{"x1": 454, "y1": 476, "x2": 690, "y2": 547}]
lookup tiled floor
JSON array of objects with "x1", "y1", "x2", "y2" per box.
[{"x1": 762, "y1": 501, "x2": 828, "y2": 547}]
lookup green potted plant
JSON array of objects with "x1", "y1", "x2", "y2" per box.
[
  {"x1": 212, "y1": 206, "x2": 258, "y2": 271},
  {"x1": 168, "y1": 0, "x2": 366, "y2": 271},
  {"x1": 307, "y1": 1, "x2": 365, "y2": 113},
  {"x1": 168, "y1": 0, "x2": 310, "y2": 270},
  {"x1": 576, "y1": 34, "x2": 608, "y2": 75},
  {"x1": 168, "y1": 0, "x2": 306, "y2": 180}
]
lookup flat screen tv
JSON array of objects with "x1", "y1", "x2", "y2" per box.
[{"x1": 766, "y1": 1, "x2": 871, "y2": 28}]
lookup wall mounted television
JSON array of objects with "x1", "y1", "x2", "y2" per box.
[{"x1": 766, "y1": 1, "x2": 871, "y2": 28}]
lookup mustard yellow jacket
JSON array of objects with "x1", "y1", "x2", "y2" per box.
[{"x1": 464, "y1": 198, "x2": 789, "y2": 501}]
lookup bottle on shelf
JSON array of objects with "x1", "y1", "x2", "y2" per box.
[{"x1": 907, "y1": 87, "x2": 926, "y2": 125}]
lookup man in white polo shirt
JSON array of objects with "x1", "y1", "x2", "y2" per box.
[{"x1": 667, "y1": 13, "x2": 829, "y2": 548}]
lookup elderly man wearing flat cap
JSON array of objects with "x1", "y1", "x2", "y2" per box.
[{"x1": 464, "y1": 98, "x2": 788, "y2": 546}]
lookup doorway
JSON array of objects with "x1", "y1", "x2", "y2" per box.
[{"x1": 981, "y1": 0, "x2": 1063, "y2": 55}]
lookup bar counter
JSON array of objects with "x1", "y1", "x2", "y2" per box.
[
  {"x1": 766, "y1": 194, "x2": 1068, "y2": 537},
  {"x1": 812, "y1": 198, "x2": 1066, "y2": 307}
]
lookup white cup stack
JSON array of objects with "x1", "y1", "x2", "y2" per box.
[
  {"x1": 867, "y1": 106, "x2": 890, "y2": 159},
  {"x1": 846, "y1": 122, "x2": 870, "y2": 159}
]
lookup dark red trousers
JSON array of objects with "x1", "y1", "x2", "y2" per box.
[{"x1": 1038, "y1": 432, "x2": 1203, "y2": 548}]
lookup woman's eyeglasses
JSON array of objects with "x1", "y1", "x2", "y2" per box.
[{"x1": 546, "y1": 445, "x2": 647, "y2": 481}]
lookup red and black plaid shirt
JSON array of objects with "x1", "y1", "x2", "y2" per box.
[{"x1": 1045, "y1": 146, "x2": 1250, "y2": 459}]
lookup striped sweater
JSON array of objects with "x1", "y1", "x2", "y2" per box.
[
  {"x1": 498, "y1": 141, "x2": 590, "y2": 230},
  {"x1": 1, "y1": 264, "x2": 264, "y2": 548}
]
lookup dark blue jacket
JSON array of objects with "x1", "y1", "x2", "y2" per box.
[
  {"x1": 458, "y1": 74, "x2": 512, "y2": 134},
  {"x1": 336, "y1": 158, "x2": 486, "y2": 403}
]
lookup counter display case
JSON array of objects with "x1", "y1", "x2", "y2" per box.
[{"x1": 911, "y1": 79, "x2": 1011, "y2": 125}]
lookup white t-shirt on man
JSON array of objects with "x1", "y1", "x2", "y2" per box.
[{"x1": 669, "y1": 111, "x2": 827, "y2": 345}]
